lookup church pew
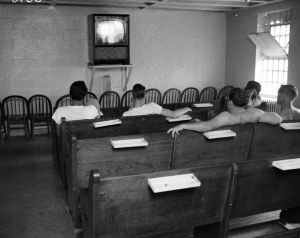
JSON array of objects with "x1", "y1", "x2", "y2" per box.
[
  {"x1": 229, "y1": 156, "x2": 300, "y2": 237},
  {"x1": 250, "y1": 121, "x2": 300, "y2": 159},
  {"x1": 58, "y1": 116, "x2": 143, "y2": 189},
  {"x1": 80, "y1": 163, "x2": 238, "y2": 238},
  {"x1": 173, "y1": 124, "x2": 255, "y2": 169},
  {"x1": 67, "y1": 132, "x2": 174, "y2": 229}
]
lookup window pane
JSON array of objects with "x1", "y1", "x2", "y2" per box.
[
  {"x1": 278, "y1": 71, "x2": 284, "y2": 82},
  {"x1": 284, "y1": 60, "x2": 288, "y2": 71},
  {"x1": 286, "y1": 25, "x2": 290, "y2": 34},
  {"x1": 268, "y1": 60, "x2": 273, "y2": 70},
  {"x1": 274, "y1": 25, "x2": 280, "y2": 35},
  {"x1": 270, "y1": 27, "x2": 275, "y2": 35},
  {"x1": 279, "y1": 60, "x2": 284, "y2": 70},
  {"x1": 273, "y1": 60, "x2": 279, "y2": 70},
  {"x1": 284, "y1": 72, "x2": 288, "y2": 84}
]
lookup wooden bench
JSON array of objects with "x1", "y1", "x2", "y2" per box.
[
  {"x1": 173, "y1": 124, "x2": 255, "y2": 169},
  {"x1": 250, "y1": 121, "x2": 300, "y2": 159},
  {"x1": 58, "y1": 112, "x2": 209, "y2": 189},
  {"x1": 229, "y1": 156, "x2": 300, "y2": 237},
  {"x1": 67, "y1": 132, "x2": 174, "y2": 228},
  {"x1": 58, "y1": 116, "x2": 144, "y2": 189},
  {"x1": 80, "y1": 163, "x2": 237, "y2": 238}
]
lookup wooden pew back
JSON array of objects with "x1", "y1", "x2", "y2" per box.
[
  {"x1": 232, "y1": 156, "x2": 300, "y2": 219},
  {"x1": 173, "y1": 124, "x2": 255, "y2": 169},
  {"x1": 81, "y1": 163, "x2": 237, "y2": 238},
  {"x1": 68, "y1": 132, "x2": 174, "y2": 228},
  {"x1": 250, "y1": 122, "x2": 300, "y2": 159}
]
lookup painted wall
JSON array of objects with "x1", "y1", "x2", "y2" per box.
[
  {"x1": 226, "y1": 0, "x2": 300, "y2": 107},
  {"x1": 0, "y1": 4, "x2": 226, "y2": 105}
]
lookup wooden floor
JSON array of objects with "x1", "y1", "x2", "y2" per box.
[
  {"x1": 0, "y1": 133, "x2": 294, "y2": 238},
  {"x1": 0, "y1": 135, "x2": 74, "y2": 238}
]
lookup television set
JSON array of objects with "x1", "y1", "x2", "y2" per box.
[{"x1": 88, "y1": 14, "x2": 130, "y2": 65}]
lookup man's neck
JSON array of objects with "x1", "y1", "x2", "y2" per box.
[
  {"x1": 132, "y1": 98, "x2": 145, "y2": 108},
  {"x1": 71, "y1": 100, "x2": 83, "y2": 106},
  {"x1": 280, "y1": 100, "x2": 293, "y2": 111}
]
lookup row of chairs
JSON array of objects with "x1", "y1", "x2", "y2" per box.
[
  {"x1": 0, "y1": 86, "x2": 233, "y2": 141},
  {"x1": 55, "y1": 86, "x2": 234, "y2": 109},
  {"x1": 0, "y1": 95, "x2": 52, "y2": 141}
]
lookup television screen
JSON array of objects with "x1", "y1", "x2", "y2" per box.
[{"x1": 95, "y1": 16, "x2": 128, "y2": 45}]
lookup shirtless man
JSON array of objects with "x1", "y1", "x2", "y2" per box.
[
  {"x1": 122, "y1": 84, "x2": 191, "y2": 118},
  {"x1": 167, "y1": 88, "x2": 282, "y2": 137},
  {"x1": 277, "y1": 84, "x2": 300, "y2": 120}
]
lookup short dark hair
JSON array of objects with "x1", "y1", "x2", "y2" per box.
[
  {"x1": 132, "y1": 84, "x2": 146, "y2": 99},
  {"x1": 229, "y1": 88, "x2": 250, "y2": 107},
  {"x1": 278, "y1": 84, "x2": 298, "y2": 101},
  {"x1": 69, "y1": 81, "x2": 88, "y2": 101},
  {"x1": 244, "y1": 81, "x2": 261, "y2": 95}
]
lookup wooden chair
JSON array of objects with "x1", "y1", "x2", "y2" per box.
[
  {"x1": 181, "y1": 87, "x2": 199, "y2": 103},
  {"x1": 81, "y1": 163, "x2": 237, "y2": 238},
  {"x1": 2, "y1": 95, "x2": 29, "y2": 141},
  {"x1": 217, "y1": 86, "x2": 234, "y2": 100},
  {"x1": 83, "y1": 92, "x2": 97, "y2": 104},
  {"x1": 28, "y1": 95, "x2": 52, "y2": 140},
  {"x1": 162, "y1": 88, "x2": 181, "y2": 104},
  {"x1": 0, "y1": 101, "x2": 6, "y2": 142},
  {"x1": 199, "y1": 87, "x2": 217, "y2": 101},
  {"x1": 145, "y1": 88, "x2": 161, "y2": 104},
  {"x1": 54, "y1": 94, "x2": 72, "y2": 111},
  {"x1": 120, "y1": 90, "x2": 133, "y2": 107},
  {"x1": 99, "y1": 91, "x2": 120, "y2": 108}
]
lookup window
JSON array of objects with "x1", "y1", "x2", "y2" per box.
[{"x1": 256, "y1": 10, "x2": 291, "y2": 98}]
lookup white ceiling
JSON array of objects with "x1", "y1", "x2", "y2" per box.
[{"x1": 0, "y1": 0, "x2": 288, "y2": 12}]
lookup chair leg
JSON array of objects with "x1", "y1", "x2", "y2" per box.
[
  {"x1": 24, "y1": 118, "x2": 28, "y2": 141},
  {"x1": 31, "y1": 119, "x2": 35, "y2": 140},
  {"x1": 47, "y1": 120, "x2": 51, "y2": 139},
  {"x1": 7, "y1": 120, "x2": 10, "y2": 141}
]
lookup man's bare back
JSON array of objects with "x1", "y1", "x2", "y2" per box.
[
  {"x1": 167, "y1": 88, "x2": 282, "y2": 137},
  {"x1": 279, "y1": 107, "x2": 300, "y2": 121}
]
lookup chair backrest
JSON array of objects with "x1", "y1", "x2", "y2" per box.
[
  {"x1": 83, "y1": 163, "x2": 237, "y2": 238},
  {"x1": 162, "y1": 88, "x2": 181, "y2": 104},
  {"x1": 145, "y1": 88, "x2": 161, "y2": 104},
  {"x1": 83, "y1": 92, "x2": 97, "y2": 104},
  {"x1": 217, "y1": 86, "x2": 234, "y2": 100},
  {"x1": 99, "y1": 91, "x2": 120, "y2": 108},
  {"x1": 28, "y1": 95, "x2": 52, "y2": 119},
  {"x1": 199, "y1": 87, "x2": 217, "y2": 101},
  {"x1": 55, "y1": 94, "x2": 72, "y2": 109},
  {"x1": 181, "y1": 87, "x2": 199, "y2": 103},
  {"x1": 2, "y1": 95, "x2": 28, "y2": 119},
  {"x1": 120, "y1": 90, "x2": 133, "y2": 107}
]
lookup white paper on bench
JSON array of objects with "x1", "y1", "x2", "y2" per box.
[
  {"x1": 203, "y1": 129, "x2": 236, "y2": 139},
  {"x1": 148, "y1": 173, "x2": 200, "y2": 193},
  {"x1": 111, "y1": 138, "x2": 148, "y2": 148},
  {"x1": 193, "y1": 103, "x2": 213, "y2": 107},
  {"x1": 272, "y1": 158, "x2": 300, "y2": 170},
  {"x1": 279, "y1": 123, "x2": 300, "y2": 130},
  {"x1": 166, "y1": 114, "x2": 192, "y2": 122},
  {"x1": 93, "y1": 119, "x2": 121, "y2": 128}
]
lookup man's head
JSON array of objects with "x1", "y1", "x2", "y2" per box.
[
  {"x1": 69, "y1": 81, "x2": 88, "y2": 101},
  {"x1": 244, "y1": 81, "x2": 261, "y2": 95},
  {"x1": 228, "y1": 88, "x2": 250, "y2": 109},
  {"x1": 277, "y1": 84, "x2": 298, "y2": 105},
  {"x1": 132, "y1": 84, "x2": 146, "y2": 100}
]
